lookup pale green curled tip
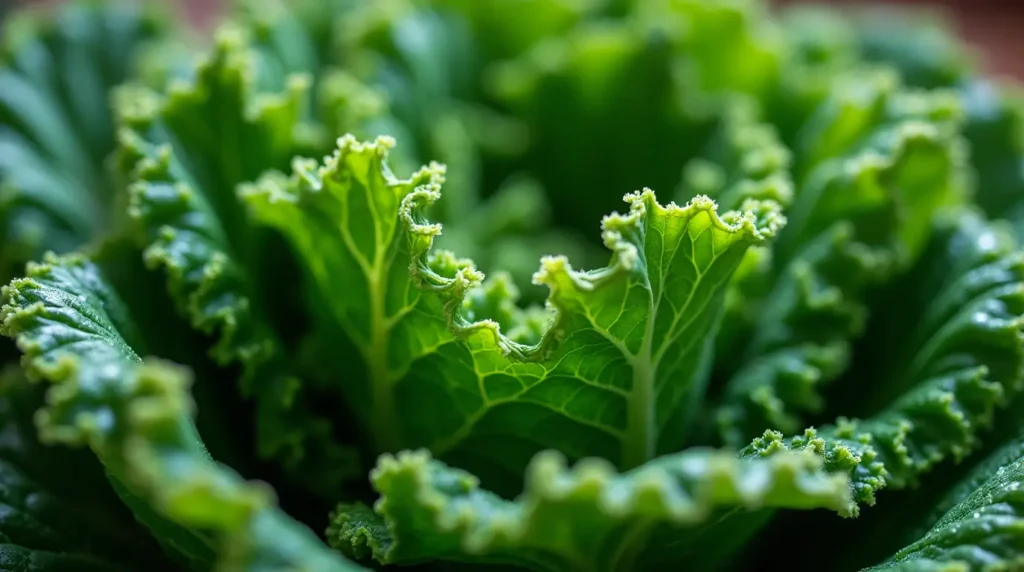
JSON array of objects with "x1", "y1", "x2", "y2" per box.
[
  {"x1": 745, "y1": 427, "x2": 885, "y2": 518},
  {"x1": 527, "y1": 188, "x2": 785, "y2": 339},
  {"x1": 244, "y1": 133, "x2": 785, "y2": 484},
  {"x1": 327, "y1": 446, "x2": 849, "y2": 572},
  {"x1": 0, "y1": 253, "x2": 366, "y2": 571}
]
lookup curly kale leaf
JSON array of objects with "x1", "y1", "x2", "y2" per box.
[
  {"x1": 744, "y1": 208, "x2": 1024, "y2": 518},
  {"x1": 0, "y1": 1, "x2": 169, "y2": 283},
  {"x1": 0, "y1": 252, "x2": 364, "y2": 571},
  {"x1": 243, "y1": 134, "x2": 783, "y2": 479},
  {"x1": 866, "y1": 431, "x2": 1024, "y2": 571},
  {"x1": 802, "y1": 4, "x2": 1024, "y2": 239},
  {"x1": 241, "y1": 133, "x2": 863, "y2": 571},
  {"x1": 715, "y1": 73, "x2": 968, "y2": 444},
  {"x1": 328, "y1": 446, "x2": 848, "y2": 572},
  {"x1": 0, "y1": 366, "x2": 177, "y2": 571},
  {"x1": 113, "y1": 24, "x2": 357, "y2": 496},
  {"x1": 488, "y1": 0, "x2": 783, "y2": 236}
]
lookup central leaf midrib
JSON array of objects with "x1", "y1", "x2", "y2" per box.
[
  {"x1": 360, "y1": 169, "x2": 403, "y2": 454},
  {"x1": 623, "y1": 275, "x2": 658, "y2": 470},
  {"x1": 367, "y1": 264, "x2": 401, "y2": 453},
  {"x1": 623, "y1": 218, "x2": 710, "y2": 469}
]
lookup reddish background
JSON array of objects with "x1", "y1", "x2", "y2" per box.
[
  {"x1": 10, "y1": 0, "x2": 1024, "y2": 80},
  {"x1": 777, "y1": 0, "x2": 1024, "y2": 81}
]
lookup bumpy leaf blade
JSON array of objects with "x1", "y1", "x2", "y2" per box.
[
  {"x1": 865, "y1": 431, "x2": 1024, "y2": 571},
  {"x1": 489, "y1": 1, "x2": 781, "y2": 236},
  {"x1": 744, "y1": 209, "x2": 1024, "y2": 517},
  {"x1": 0, "y1": 253, "x2": 364, "y2": 571},
  {"x1": 242, "y1": 134, "x2": 784, "y2": 486},
  {"x1": 329, "y1": 447, "x2": 849, "y2": 572},
  {"x1": 0, "y1": 2, "x2": 168, "y2": 283},
  {"x1": 114, "y1": 24, "x2": 355, "y2": 495},
  {"x1": 716, "y1": 79, "x2": 967, "y2": 444},
  {"x1": 0, "y1": 367, "x2": 175, "y2": 571},
  {"x1": 827, "y1": 5, "x2": 1024, "y2": 239}
]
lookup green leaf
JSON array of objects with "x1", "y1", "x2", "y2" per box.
[
  {"x1": 630, "y1": 0, "x2": 783, "y2": 108},
  {"x1": 2, "y1": 253, "x2": 210, "y2": 567},
  {"x1": 233, "y1": 0, "x2": 404, "y2": 152},
  {"x1": 328, "y1": 446, "x2": 849, "y2": 572},
  {"x1": 959, "y1": 84, "x2": 1024, "y2": 236},
  {"x1": 716, "y1": 79, "x2": 967, "y2": 444},
  {"x1": 743, "y1": 208, "x2": 1024, "y2": 517},
  {"x1": 830, "y1": 6, "x2": 1024, "y2": 239},
  {"x1": 479, "y1": 0, "x2": 792, "y2": 300},
  {"x1": 306, "y1": 0, "x2": 603, "y2": 301},
  {"x1": 334, "y1": 0, "x2": 488, "y2": 210},
  {"x1": 488, "y1": 11, "x2": 727, "y2": 235},
  {"x1": 0, "y1": 366, "x2": 175, "y2": 572},
  {"x1": 335, "y1": 0, "x2": 554, "y2": 253},
  {"x1": 0, "y1": 252, "x2": 364, "y2": 571},
  {"x1": 678, "y1": 100, "x2": 793, "y2": 383},
  {"x1": 850, "y1": 6, "x2": 971, "y2": 91},
  {"x1": 866, "y1": 431, "x2": 1024, "y2": 571},
  {"x1": 114, "y1": 25, "x2": 356, "y2": 496},
  {"x1": 241, "y1": 134, "x2": 783, "y2": 485},
  {"x1": 0, "y1": 1, "x2": 169, "y2": 283}
]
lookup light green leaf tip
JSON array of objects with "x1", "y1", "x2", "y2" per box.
[{"x1": 328, "y1": 446, "x2": 849, "y2": 572}]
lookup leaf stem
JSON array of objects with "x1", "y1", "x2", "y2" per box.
[
  {"x1": 368, "y1": 269, "x2": 401, "y2": 453},
  {"x1": 623, "y1": 333, "x2": 656, "y2": 469}
]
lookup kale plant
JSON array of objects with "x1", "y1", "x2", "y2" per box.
[{"x1": 2, "y1": 1, "x2": 1024, "y2": 571}]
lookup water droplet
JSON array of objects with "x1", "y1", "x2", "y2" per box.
[{"x1": 977, "y1": 231, "x2": 998, "y2": 252}]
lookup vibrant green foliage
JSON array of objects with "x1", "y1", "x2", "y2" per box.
[{"x1": 2, "y1": 1, "x2": 1024, "y2": 571}]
